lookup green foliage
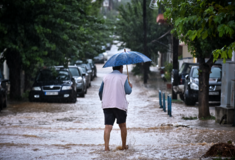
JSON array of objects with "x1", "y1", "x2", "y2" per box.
[
  {"x1": 0, "y1": 0, "x2": 109, "y2": 67},
  {"x1": 159, "y1": 0, "x2": 235, "y2": 62},
  {"x1": 116, "y1": 0, "x2": 171, "y2": 59},
  {"x1": 0, "y1": 0, "x2": 111, "y2": 99},
  {"x1": 164, "y1": 61, "x2": 173, "y2": 81},
  {"x1": 131, "y1": 63, "x2": 143, "y2": 76}
]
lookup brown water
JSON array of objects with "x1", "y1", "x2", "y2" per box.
[{"x1": 0, "y1": 64, "x2": 234, "y2": 160}]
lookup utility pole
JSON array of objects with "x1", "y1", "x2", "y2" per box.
[
  {"x1": 108, "y1": 0, "x2": 113, "y2": 11},
  {"x1": 172, "y1": 36, "x2": 178, "y2": 99}
]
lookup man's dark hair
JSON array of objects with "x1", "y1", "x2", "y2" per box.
[{"x1": 112, "y1": 65, "x2": 123, "y2": 70}]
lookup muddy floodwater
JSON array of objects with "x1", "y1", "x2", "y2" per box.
[{"x1": 0, "y1": 64, "x2": 235, "y2": 160}]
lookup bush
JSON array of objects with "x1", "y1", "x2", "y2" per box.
[{"x1": 164, "y1": 62, "x2": 173, "y2": 81}]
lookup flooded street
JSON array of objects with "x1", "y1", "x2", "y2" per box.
[{"x1": 0, "y1": 64, "x2": 235, "y2": 160}]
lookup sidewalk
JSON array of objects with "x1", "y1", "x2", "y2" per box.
[{"x1": 130, "y1": 65, "x2": 235, "y2": 131}]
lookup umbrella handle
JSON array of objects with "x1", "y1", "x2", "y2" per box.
[{"x1": 126, "y1": 65, "x2": 130, "y2": 84}]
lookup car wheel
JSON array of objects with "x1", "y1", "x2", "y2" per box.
[
  {"x1": 69, "y1": 91, "x2": 77, "y2": 103},
  {"x1": 73, "y1": 94, "x2": 77, "y2": 103},
  {"x1": 179, "y1": 93, "x2": 184, "y2": 101},
  {"x1": 79, "y1": 90, "x2": 85, "y2": 97},
  {"x1": 84, "y1": 86, "x2": 87, "y2": 94},
  {"x1": 184, "y1": 87, "x2": 196, "y2": 106}
]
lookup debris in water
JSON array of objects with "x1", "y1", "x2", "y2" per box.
[{"x1": 203, "y1": 142, "x2": 235, "y2": 158}]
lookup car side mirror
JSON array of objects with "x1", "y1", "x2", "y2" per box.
[
  {"x1": 185, "y1": 75, "x2": 189, "y2": 80},
  {"x1": 71, "y1": 78, "x2": 75, "y2": 81},
  {"x1": 82, "y1": 73, "x2": 86, "y2": 76}
]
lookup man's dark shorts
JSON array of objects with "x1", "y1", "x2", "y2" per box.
[{"x1": 103, "y1": 108, "x2": 127, "y2": 125}]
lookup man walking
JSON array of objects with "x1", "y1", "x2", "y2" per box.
[{"x1": 99, "y1": 65, "x2": 132, "y2": 151}]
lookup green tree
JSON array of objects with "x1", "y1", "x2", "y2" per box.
[
  {"x1": 116, "y1": 0, "x2": 171, "y2": 80},
  {"x1": 0, "y1": 0, "x2": 107, "y2": 99},
  {"x1": 158, "y1": 0, "x2": 235, "y2": 118}
]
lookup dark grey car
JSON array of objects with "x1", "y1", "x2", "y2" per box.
[
  {"x1": 172, "y1": 62, "x2": 199, "y2": 100},
  {"x1": 78, "y1": 66, "x2": 90, "y2": 88},
  {"x1": 56, "y1": 66, "x2": 86, "y2": 97},
  {"x1": 87, "y1": 59, "x2": 97, "y2": 78},
  {"x1": 76, "y1": 64, "x2": 92, "y2": 82},
  {"x1": 184, "y1": 65, "x2": 222, "y2": 105},
  {"x1": 77, "y1": 65, "x2": 91, "y2": 88}
]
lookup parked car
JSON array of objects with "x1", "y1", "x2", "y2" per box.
[
  {"x1": 0, "y1": 70, "x2": 9, "y2": 110},
  {"x1": 172, "y1": 62, "x2": 199, "y2": 100},
  {"x1": 78, "y1": 66, "x2": 91, "y2": 88},
  {"x1": 184, "y1": 65, "x2": 222, "y2": 105},
  {"x1": 87, "y1": 59, "x2": 97, "y2": 77},
  {"x1": 56, "y1": 66, "x2": 86, "y2": 97},
  {"x1": 77, "y1": 63, "x2": 93, "y2": 80},
  {"x1": 29, "y1": 67, "x2": 77, "y2": 103},
  {"x1": 106, "y1": 43, "x2": 112, "y2": 50},
  {"x1": 76, "y1": 63, "x2": 92, "y2": 85},
  {"x1": 94, "y1": 53, "x2": 105, "y2": 63}
]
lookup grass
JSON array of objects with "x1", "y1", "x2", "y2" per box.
[
  {"x1": 172, "y1": 99, "x2": 184, "y2": 104},
  {"x1": 182, "y1": 116, "x2": 198, "y2": 120},
  {"x1": 200, "y1": 115, "x2": 216, "y2": 120}
]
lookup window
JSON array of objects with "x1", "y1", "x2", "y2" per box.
[
  {"x1": 210, "y1": 67, "x2": 221, "y2": 78},
  {"x1": 69, "y1": 68, "x2": 80, "y2": 76}
]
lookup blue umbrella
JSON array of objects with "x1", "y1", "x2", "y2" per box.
[
  {"x1": 103, "y1": 49, "x2": 151, "y2": 82},
  {"x1": 103, "y1": 50, "x2": 151, "y2": 68}
]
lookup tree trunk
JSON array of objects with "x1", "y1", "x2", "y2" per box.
[
  {"x1": 24, "y1": 71, "x2": 32, "y2": 92},
  {"x1": 198, "y1": 57, "x2": 210, "y2": 118},
  {"x1": 143, "y1": 0, "x2": 149, "y2": 84},
  {"x1": 6, "y1": 50, "x2": 22, "y2": 100}
]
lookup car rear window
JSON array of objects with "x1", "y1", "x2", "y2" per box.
[{"x1": 69, "y1": 68, "x2": 80, "y2": 76}]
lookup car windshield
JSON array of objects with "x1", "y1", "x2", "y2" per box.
[
  {"x1": 81, "y1": 64, "x2": 91, "y2": 70},
  {"x1": 179, "y1": 64, "x2": 186, "y2": 74},
  {"x1": 77, "y1": 65, "x2": 87, "y2": 72},
  {"x1": 179, "y1": 64, "x2": 198, "y2": 74},
  {"x1": 86, "y1": 64, "x2": 91, "y2": 70},
  {"x1": 210, "y1": 67, "x2": 221, "y2": 78},
  {"x1": 69, "y1": 68, "x2": 80, "y2": 76},
  {"x1": 192, "y1": 68, "x2": 199, "y2": 78},
  {"x1": 80, "y1": 68, "x2": 86, "y2": 73},
  {"x1": 36, "y1": 70, "x2": 70, "y2": 81},
  {"x1": 192, "y1": 67, "x2": 221, "y2": 78}
]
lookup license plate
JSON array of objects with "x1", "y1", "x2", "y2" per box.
[
  {"x1": 45, "y1": 92, "x2": 58, "y2": 95},
  {"x1": 209, "y1": 92, "x2": 219, "y2": 95}
]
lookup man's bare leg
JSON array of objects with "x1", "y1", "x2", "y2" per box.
[
  {"x1": 119, "y1": 123, "x2": 128, "y2": 150},
  {"x1": 104, "y1": 125, "x2": 113, "y2": 151}
]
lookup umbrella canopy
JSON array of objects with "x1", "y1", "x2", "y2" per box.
[{"x1": 103, "y1": 50, "x2": 151, "y2": 68}]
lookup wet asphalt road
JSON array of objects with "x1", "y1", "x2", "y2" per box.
[{"x1": 0, "y1": 64, "x2": 235, "y2": 160}]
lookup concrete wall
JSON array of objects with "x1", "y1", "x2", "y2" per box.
[{"x1": 215, "y1": 107, "x2": 234, "y2": 124}]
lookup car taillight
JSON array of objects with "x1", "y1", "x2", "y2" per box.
[{"x1": 180, "y1": 78, "x2": 182, "y2": 84}]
